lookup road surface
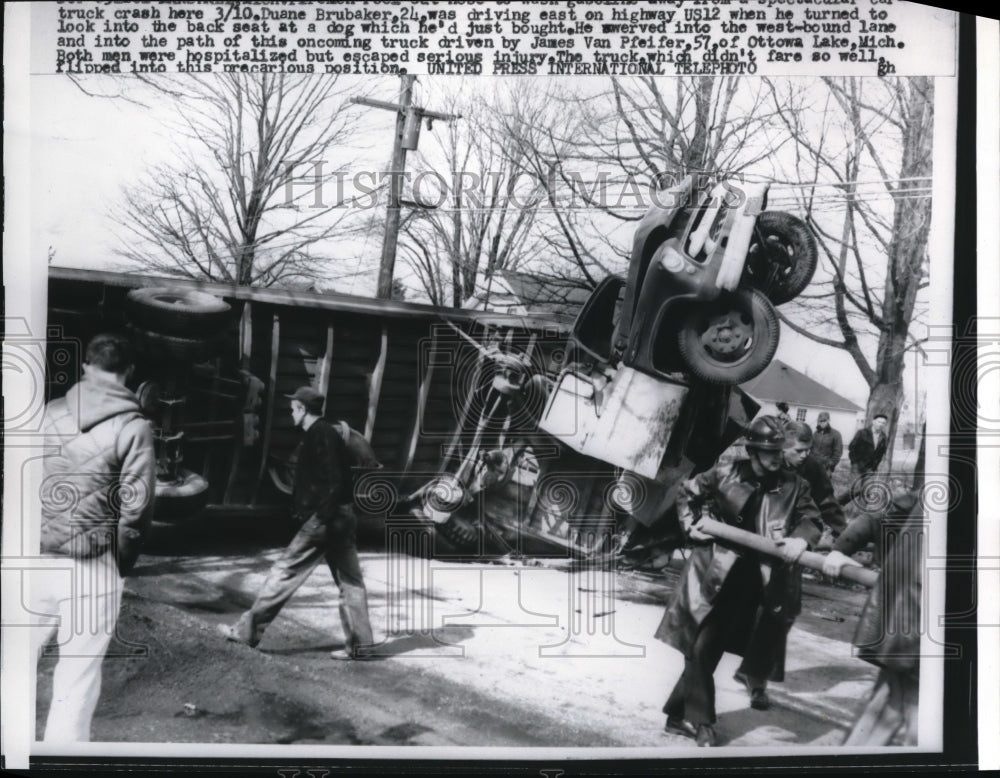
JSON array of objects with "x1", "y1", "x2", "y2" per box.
[{"x1": 35, "y1": 527, "x2": 877, "y2": 751}]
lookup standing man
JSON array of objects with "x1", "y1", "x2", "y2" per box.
[
  {"x1": 841, "y1": 413, "x2": 890, "y2": 506},
  {"x1": 654, "y1": 416, "x2": 822, "y2": 747},
  {"x1": 732, "y1": 421, "x2": 846, "y2": 711},
  {"x1": 811, "y1": 411, "x2": 843, "y2": 475},
  {"x1": 823, "y1": 488, "x2": 923, "y2": 745},
  {"x1": 35, "y1": 333, "x2": 156, "y2": 741},
  {"x1": 779, "y1": 422, "x2": 846, "y2": 538},
  {"x1": 220, "y1": 386, "x2": 375, "y2": 660}
]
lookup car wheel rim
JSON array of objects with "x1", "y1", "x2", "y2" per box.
[{"x1": 699, "y1": 310, "x2": 753, "y2": 360}]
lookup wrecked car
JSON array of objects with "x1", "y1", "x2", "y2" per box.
[{"x1": 408, "y1": 175, "x2": 818, "y2": 559}]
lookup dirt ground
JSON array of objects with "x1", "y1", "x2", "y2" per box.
[
  {"x1": 35, "y1": 451, "x2": 909, "y2": 751},
  {"x1": 34, "y1": 521, "x2": 877, "y2": 750}
]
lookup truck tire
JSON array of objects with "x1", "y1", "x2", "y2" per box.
[
  {"x1": 677, "y1": 288, "x2": 779, "y2": 385},
  {"x1": 746, "y1": 211, "x2": 818, "y2": 305},
  {"x1": 125, "y1": 287, "x2": 231, "y2": 337}
]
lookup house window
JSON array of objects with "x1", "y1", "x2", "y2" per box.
[{"x1": 796, "y1": 408, "x2": 807, "y2": 422}]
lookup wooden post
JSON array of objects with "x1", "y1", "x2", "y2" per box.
[
  {"x1": 224, "y1": 299, "x2": 253, "y2": 504},
  {"x1": 352, "y1": 78, "x2": 459, "y2": 299},
  {"x1": 319, "y1": 324, "x2": 334, "y2": 416},
  {"x1": 404, "y1": 326, "x2": 437, "y2": 473},
  {"x1": 252, "y1": 313, "x2": 280, "y2": 505},
  {"x1": 365, "y1": 324, "x2": 388, "y2": 443},
  {"x1": 377, "y1": 74, "x2": 416, "y2": 299}
]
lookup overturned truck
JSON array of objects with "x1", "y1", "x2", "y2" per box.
[{"x1": 44, "y1": 177, "x2": 815, "y2": 558}]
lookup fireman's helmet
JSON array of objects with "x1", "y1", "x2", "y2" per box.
[{"x1": 743, "y1": 415, "x2": 787, "y2": 451}]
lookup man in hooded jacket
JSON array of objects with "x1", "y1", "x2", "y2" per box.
[{"x1": 34, "y1": 333, "x2": 156, "y2": 742}]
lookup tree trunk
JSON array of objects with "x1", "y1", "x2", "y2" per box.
[{"x1": 867, "y1": 77, "x2": 934, "y2": 473}]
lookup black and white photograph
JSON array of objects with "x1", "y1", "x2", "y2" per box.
[{"x1": 2, "y1": 1, "x2": 994, "y2": 772}]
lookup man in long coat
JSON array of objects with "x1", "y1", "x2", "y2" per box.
[
  {"x1": 654, "y1": 416, "x2": 823, "y2": 747},
  {"x1": 823, "y1": 488, "x2": 923, "y2": 745},
  {"x1": 732, "y1": 421, "x2": 846, "y2": 711}
]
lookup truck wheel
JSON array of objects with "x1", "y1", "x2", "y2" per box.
[
  {"x1": 128, "y1": 324, "x2": 229, "y2": 363},
  {"x1": 152, "y1": 469, "x2": 210, "y2": 524},
  {"x1": 126, "y1": 287, "x2": 231, "y2": 337},
  {"x1": 677, "y1": 288, "x2": 779, "y2": 385},
  {"x1": 747, "y1": 211, "x2": 818, "y2": 305}
]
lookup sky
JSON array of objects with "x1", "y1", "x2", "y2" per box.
[{"x1": 28, "y1": 72, "x2": 946, "y2": 412}]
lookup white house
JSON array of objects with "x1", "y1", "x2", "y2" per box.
[
  {"x1": 462, "y1": 270, "x2": 592, "y2": 325},
  {"x1": 741, "y1": 359, "x2": 864, "y2": 453}
]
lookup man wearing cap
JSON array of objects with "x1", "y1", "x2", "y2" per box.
[
  {"x1": 220, "y1": 386, "x2": 375, "y2": 659},
  {"x1": 654, "y1": 416, "x2": 823, "y2": 747},
  {"x1": 841, "y1": 413, "x2": 890, "y2": 507},
  {"x1": 811, "y1": 412, "x2": 843, "y2": 475}
]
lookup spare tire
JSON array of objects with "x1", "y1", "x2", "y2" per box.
[
  {"x1": 126, "y1": 287, "x2": 231, "y2": 337},
  {"x1": 152, "y1": 468, "x2": 210, "y2": 524},
  {"x1": 128, "y1": 324, "x2": 229, "y2": 364},
  {"x1": 746, "y1": 211, "x2": 818, "y2": 305}
]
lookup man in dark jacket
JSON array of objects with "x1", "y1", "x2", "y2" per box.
[
  {"x1": 34, "y1": 333, "x2": 156, "y2": 741},
  {"x1": 221, "y1": 387, "x2": 375, "y2": 659},
  {"x1": 840, "y1": 413, "x2": 889, "y2": 506},
  {"x1": 654, "y1": 416, "x2": 823, "y2": 747},
  {"x1": 732, "y1": 421, "x2": 846, "y2": 711},
  {"x1": 822, "y1": 489, "x2": 923, "y2": 745},
  {"x1": 780, "y1": 422, "x2": 846, "y2": 537},
  {"x1": 811, "y1": 411, "x2": 843, "y2": 474}
]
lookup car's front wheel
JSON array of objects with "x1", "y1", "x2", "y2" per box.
[{"x1": 676, "y1": 288, "x2": 780, "y2": 385}]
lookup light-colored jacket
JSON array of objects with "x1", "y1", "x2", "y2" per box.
[{"x1": 41, "y1": 374, "x2": 156, "y2": 574}]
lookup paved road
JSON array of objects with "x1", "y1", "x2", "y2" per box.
[{"x1": 36, "y1": 534, "x2": 877, "y2": 750}]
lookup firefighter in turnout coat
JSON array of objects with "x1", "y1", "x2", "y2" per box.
[{"x1": 654, "y1": 416, "x2": 823, "y2": 747}]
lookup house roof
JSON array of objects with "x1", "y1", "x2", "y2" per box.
[
  {"x1": 740, "y1": 359, "x2": 864, "y2": 413},
  {"x1": 465, "y1": 270, "x2": 591, "y2": 323}
]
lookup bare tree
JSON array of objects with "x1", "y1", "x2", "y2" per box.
[
  {"x1": 111, "y1": 74, "x2": 365, "y2": 287},
  {"x1": 398, "y1": 82, "x2": 547, "y2": 308},
  {"x1": 495, "y1": 76, "x2": 788, "y2": 287},
  {"x1": 766, "y1": 76, "x2": 933, "y2": 461}
]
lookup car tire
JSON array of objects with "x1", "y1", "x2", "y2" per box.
[
  {"x1": 152, "y1": 469, "x2": 210, "y2": 524},
  {"x1": 125, "y1": 287, "x2": 231, "y2": 337},
  {"x1": 128, "y1": 324, "x2": 229, "y2": 363},
  {"x1": 677, "y1": 288, "x2": 780, "y2": 385},
  {"x1": 747, "y1": 211, "x2": 818, "y2": 305}
]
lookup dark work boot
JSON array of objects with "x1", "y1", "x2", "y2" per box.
[
  {"x1": 734, "y1": 669, "x2": 770, "y2": 710},
  {"x1": 696, "y1": 724, "x2": 717, "y2": 747}
]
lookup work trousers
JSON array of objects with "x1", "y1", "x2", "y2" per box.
[
  {"x1": 32, "y1": 551, "x2": 124, "y2": 742},
  {"x1": 233, "y1": 508, "x2": 374, "y2": 650},
  {"x1": 664, "y1": 558, "x2": 764, "y2": 726},
  {"x1": 735, "y1": 612, "x2": 791, "y2": 688}
]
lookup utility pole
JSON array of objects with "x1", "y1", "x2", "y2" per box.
[{"x1": 353, "y1": 76, "x2": 460, "y2": 299}]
